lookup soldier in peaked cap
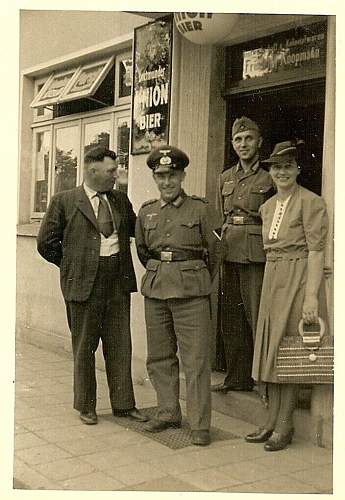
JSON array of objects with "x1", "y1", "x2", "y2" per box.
[
  {"x1": 212, "y1": 117, "x2": 275, "y2": 394},
  {"x1": 135, "y1": 145, "x2": 222, "y2": 446}
]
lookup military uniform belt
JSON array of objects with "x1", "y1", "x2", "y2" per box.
[
  {"x1": 149, "y1": 250, "x2": 204, "y2": 262},
  {"x1": 226, "y1": 215, "x2": 262, "y2": 225}
]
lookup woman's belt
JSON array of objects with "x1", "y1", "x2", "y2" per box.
[
  {"x1": 149, "y1": 250, "x2": 204, "y2": 262},
  {"x1": 226, "y1": 215, "x2": 262, "y2": 225},
  {"x1": 266, "y1": 250, "x2": 309, "y2": 261}
]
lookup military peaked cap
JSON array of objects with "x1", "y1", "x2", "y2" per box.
[{"x1": 147, "y1": 145, "x2": 189, "y2": 173}]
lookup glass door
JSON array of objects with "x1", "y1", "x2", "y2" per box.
[
  {"x1": 114, "y1": 112, "x2": 130, "y2": 192},
  {"x1": 52, "y1": 121, "x2": 80, "y2": 195}
]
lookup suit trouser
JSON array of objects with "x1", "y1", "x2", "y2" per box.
[
  {"x1": 65, "y1": 255, "x2": 135, "y2": 413},
  {"x1": 222, "y1": 261, "x2": 265, "y2": 387},
  {"x1": 144, "y1": 296, "x2": 212, "y2": 430}
]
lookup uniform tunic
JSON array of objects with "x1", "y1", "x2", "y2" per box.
[
  {"x1": 252, "y1": 185, "x2": 329, "y2": 383},
  {"x1": 218, "y1": 161, "x2": 275, "y2": 264},
  {"x1": 135, "y1": 191, "x2": 221, "y2": 429},
  {"x1": 136, "y1": 191, "x2": 221, "y2": 299},
  {"x1": 216, "y1": 161, "x2": 274, "y2": 387}
]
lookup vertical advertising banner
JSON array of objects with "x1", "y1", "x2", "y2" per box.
[{"x1": 131, "y1": 16, "x2": 173, "y2": 155}]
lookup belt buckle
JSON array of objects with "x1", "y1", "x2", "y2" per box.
[
  {"x1": 160, "y1": 251, "x2": 173, "y2": 262},
  {"x1": 232, "y1": 216, "x2": 244, "y2": 225}
]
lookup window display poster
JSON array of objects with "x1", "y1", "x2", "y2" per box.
[{"x1": 131, "y1": 16, "x2": 173, "y2": 155}]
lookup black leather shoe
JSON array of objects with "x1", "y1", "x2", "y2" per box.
[
  {"x1": 245, "y1": 428, "x2": 273, "y2": 443},
  {"x1": 211, "y1": 383, "x2": 232, "y2": 393},
  {"x1": 112, "y1": 407, "x2": 148, "y2": 422},
  {"x1": 264, "y1": 429, "x2": 294, "y2": 452},
  {"x1": 211, "y1": 382, "x2": 253, "y2": 393},
  {"x1": 143, "y1": 418, "x2": 181, "y2": 433},
  {"x1": 228, "y1": 384, "x2": 254, "y2": 392},
  {"x1": 191, "y1": 430, "x2": 211, "y2": 446},
  {"x1": 80, "y1": 411, "x2": 98, "y2": 425}
]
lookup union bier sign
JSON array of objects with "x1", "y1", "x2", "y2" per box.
[{"x1": 131, "y1": 16, "x2": 173, "y2": 155}]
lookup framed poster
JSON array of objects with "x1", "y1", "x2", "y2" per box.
[{"x1": 131, "y1": 15, "x2": 173, "y2": 155}]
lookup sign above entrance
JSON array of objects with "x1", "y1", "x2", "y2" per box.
[
  {"x1": 131, "y1": 16, "x2": 173, "y2": 155},
  {"x1": 225, "y1": 22, "x2": 327, "y2": 94},
  {"x1": 174, "y1": 12, "x2": 238, "y2": 45}
]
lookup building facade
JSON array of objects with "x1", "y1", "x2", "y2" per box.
[{"x1": 17, "y1": 11, "x2": 335, "y2": 446}]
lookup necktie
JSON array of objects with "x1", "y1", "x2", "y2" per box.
[{"x1": 96, "y1": 193, "x2": 114, "y2": 238}]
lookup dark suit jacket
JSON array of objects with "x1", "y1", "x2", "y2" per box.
[{"x1": 37, "y1": 185, "x2": 137, "y2": 302}]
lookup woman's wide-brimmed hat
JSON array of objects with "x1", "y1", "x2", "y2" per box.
[{"x1": 262, "y1": 139, "x2": 304, "y2": 164}]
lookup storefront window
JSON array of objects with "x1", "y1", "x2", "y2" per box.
[
  {"x1": 30, "y1": 50, "x2": 132, "y2": 216},
  {"x1": 119, "y1": 58, "x2": 132, "y2": 98},
  {"x1": 33, "y1": 129, "x2": 51, "y2": 213},
  {"x1": 84, "y1": 119, "x2": 110, "y2": 156},
  {"x1": 115, "y1": 115, "x2": 130, "y2": 192},
  {"x1": 54, "y1": 125, "x2": 79, "y2": 194}
]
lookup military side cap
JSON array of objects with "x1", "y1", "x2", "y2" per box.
[
  {"x1": 147, "y1": 145, "x2": 189, "y2": 173},
  {"x1": 262, "y1": 139, "x2": 304, "y2": 164},
  {"x1": 232, "y1": 116, "x2": 260, "y2": 138}
]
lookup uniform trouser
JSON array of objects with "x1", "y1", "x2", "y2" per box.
[
  {"x1": 65, "y1": 255, "x2": 135, "y2": 413},
  {"x1": 222, "y1": 261, "x2": 265, "y2": 387},
  {"x1": 144, "y1": 296, "x2": 212, "y2": 430}
]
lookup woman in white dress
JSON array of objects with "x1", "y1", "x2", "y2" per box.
[{"x1": 245, "y1": 140, "x2": 328, "y2": 451}]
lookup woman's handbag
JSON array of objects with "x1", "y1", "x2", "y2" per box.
[{"x1": 276, "y1": 318, "x2": 334, "y2": 384}]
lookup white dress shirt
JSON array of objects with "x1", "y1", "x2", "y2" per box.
[{"x1": 83, "y1": 183, "x2": 120, "y2": 256}]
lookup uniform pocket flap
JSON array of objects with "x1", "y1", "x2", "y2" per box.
[
  {"x1": 250, "y1": 184, "x2": 272, "y2": 194},
  {"x1": 146, "y1": 259, "x2": 160, "y2": 271},
  {"x1": 248, "y1": 225, "x2": 263, "y2": 236},
  {"x1": 144, "y1": 219, "x2": 158, "y2": 230},
  {"x1": 181, "y1": 219, "x2": 199, "y2": 228},
  {"x1": 179, "y1": 260, "x2": 207, "y2": 271},
  {"x1": 222, "y1": 181, "x2": 235, "y2": 196}
]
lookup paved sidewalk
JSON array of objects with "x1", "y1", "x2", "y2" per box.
[{"x1": 13, "y1": 340, "x2": 333, "y2": 493}]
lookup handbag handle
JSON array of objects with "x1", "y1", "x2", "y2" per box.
[{"x1": 298, "y1": 317, "x2": 325, "y2": 346}]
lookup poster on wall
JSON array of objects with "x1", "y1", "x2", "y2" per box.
[{"x1": 131, "y1": 16, "x2": 173, "y2": 155}]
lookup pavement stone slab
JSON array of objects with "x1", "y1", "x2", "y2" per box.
[
  {"x1": 58, "y1": 471, "x2": 125, "y2": 491},
  {"x1": 21, "y1": 416, "x2": 68, "y2": 432},
  {"x1": 14, "y1": 432, "x2": 48, "y2": 450},
  {"x1": 34, "y1": 426, "x2": 91, "y2": 444},
  {"x1": 148, "y1": 452, "x2": 209, "y2": 475},
  {"x1": 80, "y1": 448, "x2": 140, "y2": 470},
  {"x1": 14, "y1": 423, "x2": 28, "y2": 434},
  {"x1": 15, "y1": 406, "x2": 44, "y2": 421},
  {"x1": 254, "y1": 451, "x2": 311, "y2": 474},
  {"x1": 290, "y1": 464, "x2": 333, "y2": 491},
  {"x1": 244, "y1": 474, "x2": 322, "y2": 494},
  {"x1": 217, "y1": 459, "x2": 282, "y2": 483},
  {"x1": 13, "y1": 458, "x2": 59, "y2": 490},
  {"x1": 57, "y1": 435, "x2": 118, "y2": 456},
  {"x1": 95, "y1": 428, "x2": 152, "y2": 447},
  {"x1": 176, "y1": 468, "x2": 241, "y2": 491},
  {"x1": 104, "y1": 461, "x2": 168, "y2": 486},
  {"x1": 16, "y1": 443, "x2": 72, "y2": 465},
  {"x1": 120, "y1": 475, "x2": 202, "y2": 491},
  {"x1": 35, "y1": 456, "x2": 96, "y2": 482}
]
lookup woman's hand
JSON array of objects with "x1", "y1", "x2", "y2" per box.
[{"x1": 302, "y1": 295, "x2": 319, "y2": 324}]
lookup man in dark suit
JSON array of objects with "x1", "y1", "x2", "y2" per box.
[{"x1": 37, "y1": 146, "x2": 147, "y2": 425}]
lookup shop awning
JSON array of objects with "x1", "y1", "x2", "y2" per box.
[{"x1": 30, "y1": 55, "x2": 114, "y2": 108}]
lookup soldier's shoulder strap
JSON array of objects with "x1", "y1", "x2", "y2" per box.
[
  {"x1": 190, "y1": 195, "x2": 209, "y2": 203},
  {"x1": 141, "y1": 198, "x2": 158, "y2": 208}
]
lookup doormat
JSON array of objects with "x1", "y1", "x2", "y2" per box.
[{"x1": 110, "y1": 407, "x2": 240, "y2": 450}]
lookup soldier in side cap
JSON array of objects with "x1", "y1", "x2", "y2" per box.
[
  {"x1": 212, "y1": 117, "x2": 275, "y2": 394},
  {"x1": 135, "y1": 145, "x2": 222, "y2": 446}
]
